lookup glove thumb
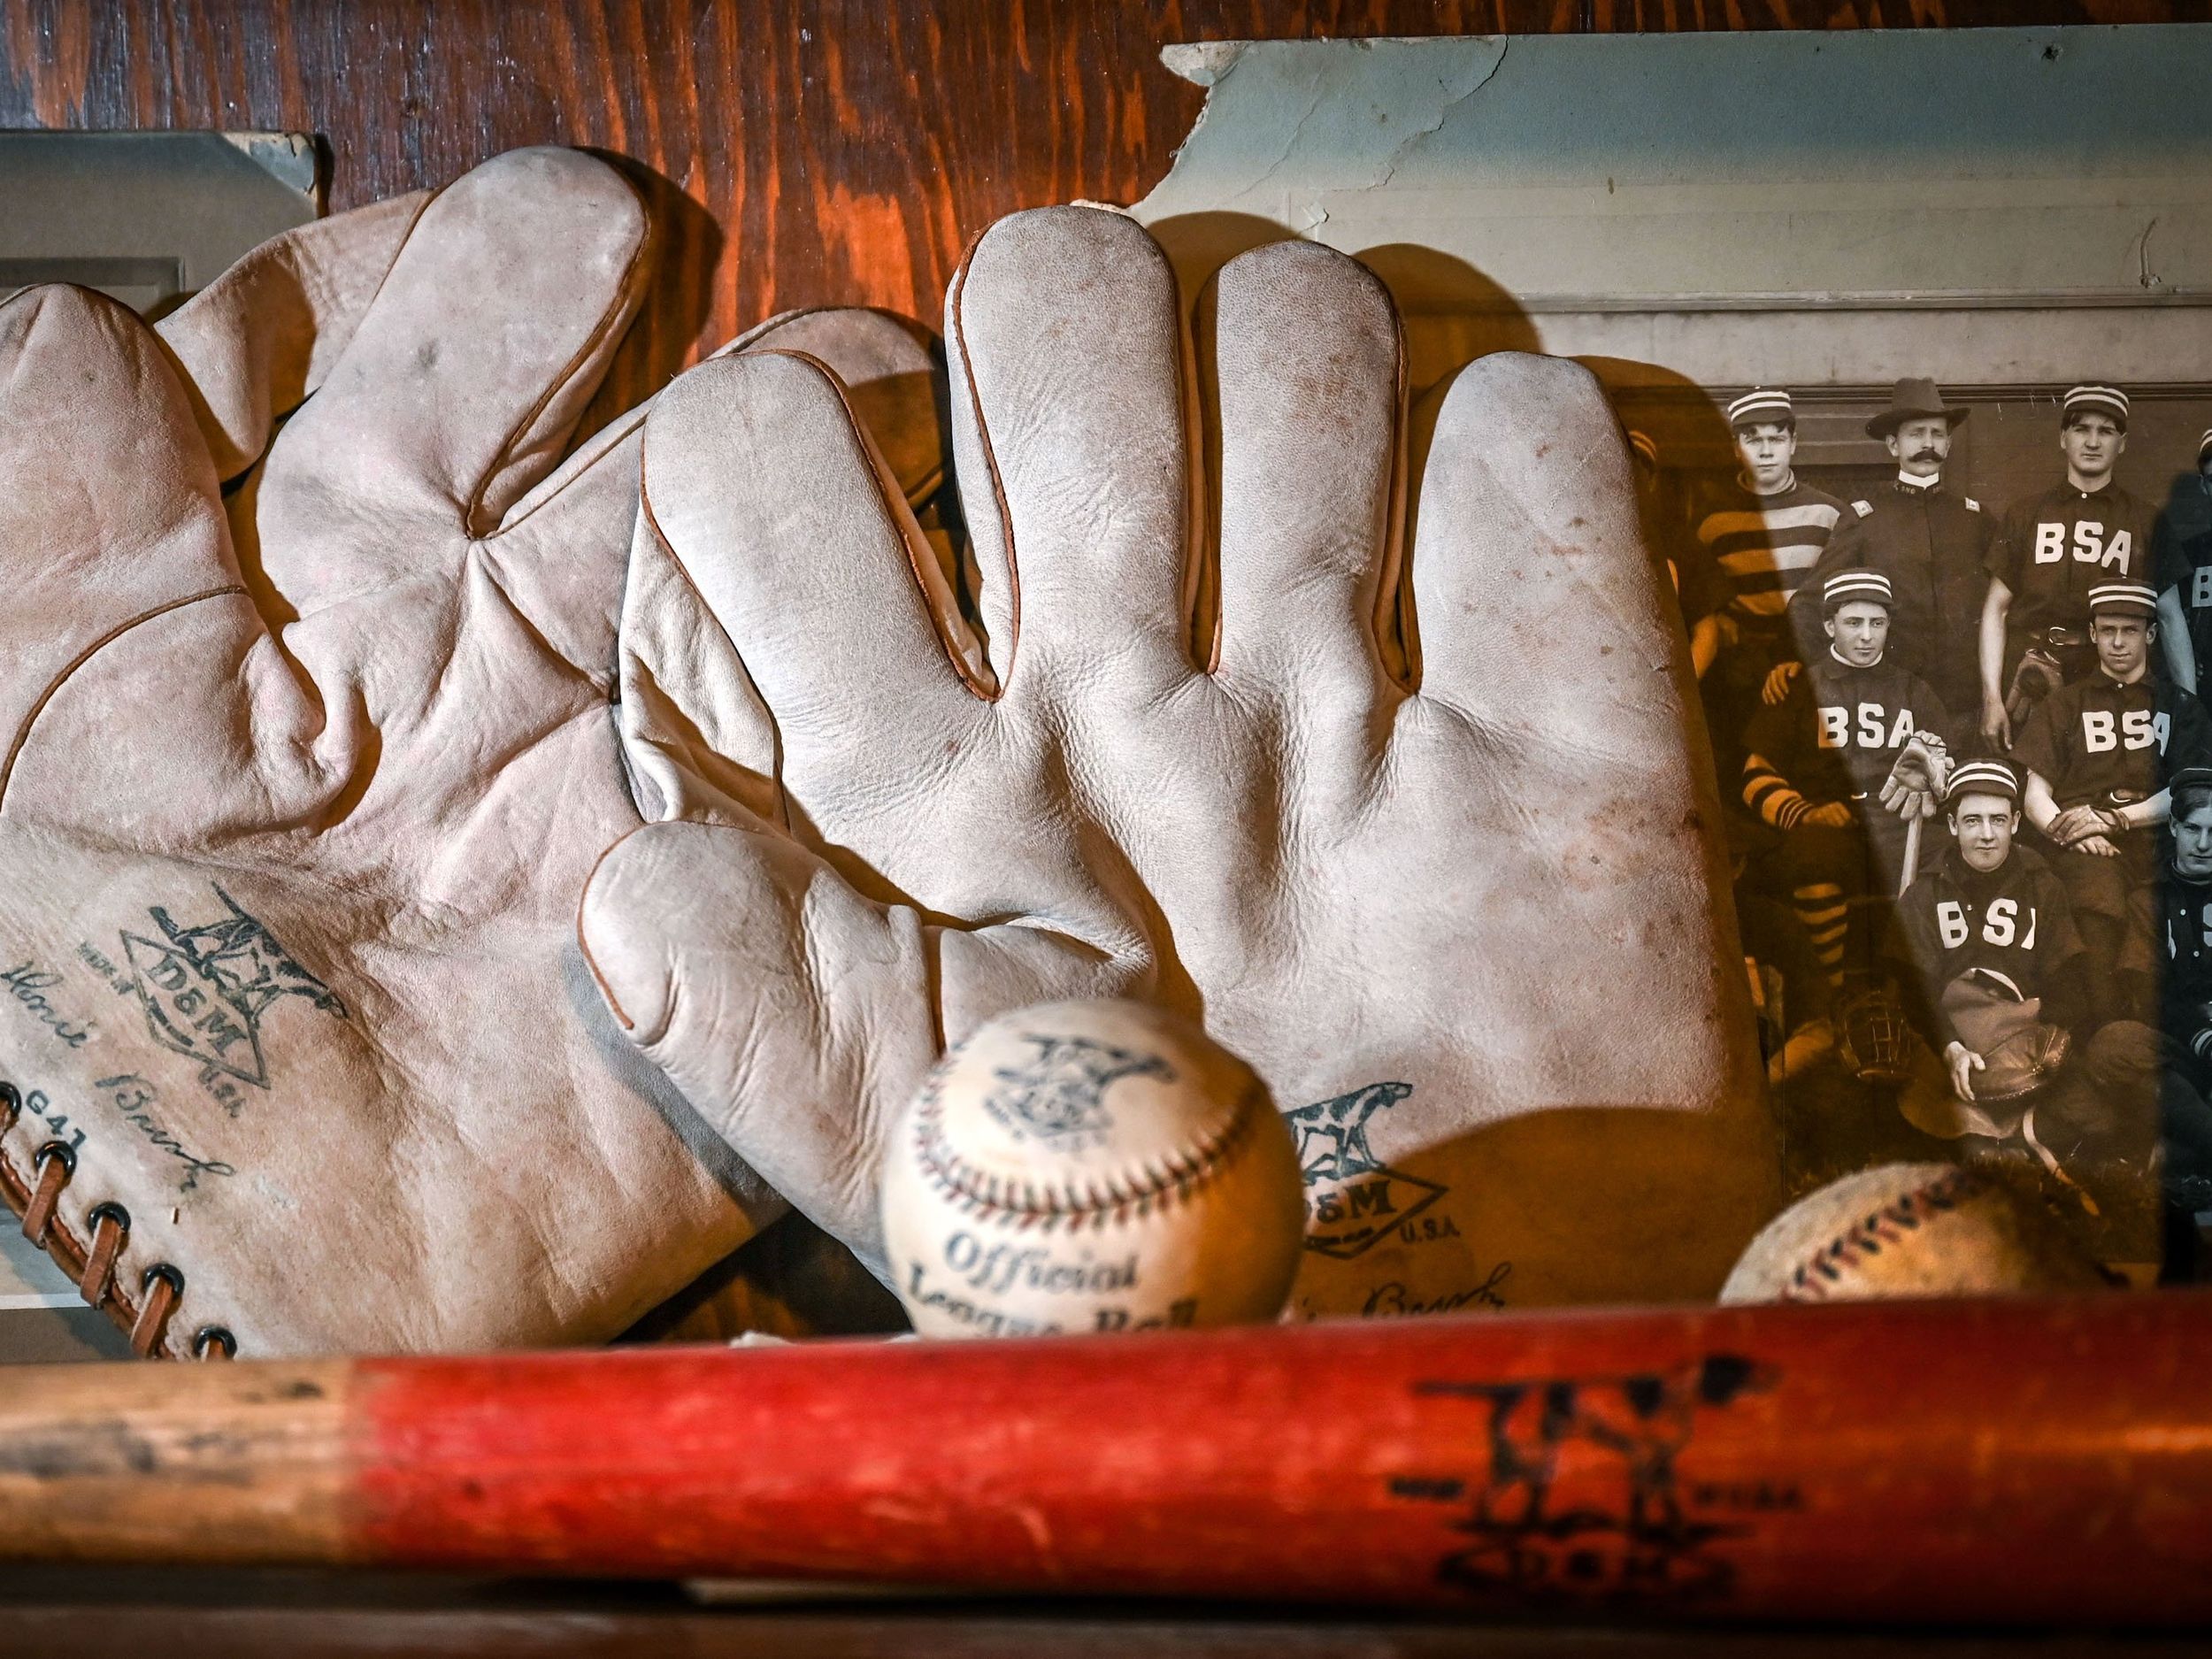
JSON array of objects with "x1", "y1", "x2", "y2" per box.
[{"x1": 580, "y1": 819, "x2": 1132, "y2": 1273}]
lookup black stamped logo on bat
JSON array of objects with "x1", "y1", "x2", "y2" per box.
[
  {"x1": 120, "y1": 887, "x2": 347, "y2": 1088},
  {"x1": 1290, "y1": 1081, "x2": 1447, "y2": 1258},
  {"x1": 1395, "y1": 1355, "x2": 1785, "y2": 1606}
]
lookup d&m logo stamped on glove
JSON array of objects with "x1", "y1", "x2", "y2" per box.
[
  {"x1": 982, "y1": 1033, "x2": 1174, "y2": 1152},
  {"x1": 1292, "y1": 1081, "x2": 1450, "y2": 1257},
  {"x1": 70, "y1": 886, "x2": 348, "y2": 1120}
]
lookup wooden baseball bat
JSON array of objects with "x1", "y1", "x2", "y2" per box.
[{"x1": 3, "y1": 1292, "x2": 2208, "y2": 1624}]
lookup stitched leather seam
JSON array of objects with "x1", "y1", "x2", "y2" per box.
[
  {"x1": 948, "y1": 234, "x2": 1017, "y2": 702},
  {"x1": 0, "y1": 586, "x2": 249, "y2": 814},
  {"x1": 635, "y1": 463, "x2": 790, "y2": 833},
  {"x1": 910, "y1": 1051, "x2": 1270, "y2": 1232},
  {"x1": 1781, "y1": 1166, "x2": 1978, "y2": 1302},
  {"x1": 463, "y1": 165, "x2": 655, "y2": 538},
  {"x1": 0, "y1": 1104, "x2": 171, "y2": 1356}
]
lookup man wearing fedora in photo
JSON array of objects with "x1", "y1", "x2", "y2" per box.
[
  {"x1": 1979, "y1": 384, "x2": 2178, "y2": 751},
  {"x1": 1778, "y1": 379, "x2": 1992, "y2": 724},
  {"x1": 2153, "y1": 427, "x2": 2212, "y2": 695}
]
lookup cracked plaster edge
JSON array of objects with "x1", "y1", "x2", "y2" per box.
[{"x1": 1138, "y1": 36, "x2": 1510, "y2": 236}]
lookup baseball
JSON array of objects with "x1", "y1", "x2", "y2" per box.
[
  {"x1": 1719, "y1": 1162, "x2": 2111, "y2": 1305},
  {"x1": 881, "y1": 999, "x2": 1305, "y2": 1339}
]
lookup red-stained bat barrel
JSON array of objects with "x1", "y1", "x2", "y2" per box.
[{"x1": 0, "y1": 1292, "x2": 2208, "y2": 1625}]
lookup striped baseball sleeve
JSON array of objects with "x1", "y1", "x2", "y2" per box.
[{"x1": 1742, "y1": 752, "x2": 1811, "y2": 829}]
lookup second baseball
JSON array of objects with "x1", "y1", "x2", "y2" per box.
[{"x1": 881, "y1": 999, "x2": 1305, "y2": 1339}]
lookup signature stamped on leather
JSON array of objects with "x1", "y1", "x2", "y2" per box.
[
  {"x1": 1290, "y1": 1080, "x2": 1455, "y2": 1259},
  {"x1": 982, "y1": 1032, "x2": 1174, "y2": 1152}
]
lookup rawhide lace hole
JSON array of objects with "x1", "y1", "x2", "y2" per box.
[
  {"x1": 141, "y1": 1263, "x2": 185, "y2": 1298},
  {"x1": 78, "y1": 1203, "x2": 131, "y2": 1305},
  {"x1": 34, "y1": 1141, "x2": 76, "y2": 1178},
  {"x1": 22, "y1": 1143, "x2": 76, "y2": 1247},
  {"x1": 191, "y1": 1326, "x2": 236, "y2": 1361}
]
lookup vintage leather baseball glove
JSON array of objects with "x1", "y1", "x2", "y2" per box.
[
  {"x1": 0, "y1": 150, "x2": 937, "y2": 1356},
  {"x1": 1878, "y1": 731, "x2": 1949, "y2": 821},
  {"x1": 581, "y1": 209, "x2": 1779, "y2": 1317},
  {"x1": 1973, "y1": 1024, "x2": 2071, "y2": 1103}
]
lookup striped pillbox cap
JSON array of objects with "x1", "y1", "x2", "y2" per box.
[
  {"x1": 1823, "y1": 569, "x2": 1893, "y2": 609},
  {"x1": 2088, "y1": 580, "x2": 2159, "y2": 617},
  {"x1": 2198, "y1": 427, "x2": 2212, "y2": 464},
  {"x1": 1726, "y1": 388, "x2": 1794, "y2": 428},
  {"x1": 2062, "y1": 384, "x2": 2130, "y2": 426},
  {"x1": 1945, "y1": 760, "x2": 2021, "y2": 804}
]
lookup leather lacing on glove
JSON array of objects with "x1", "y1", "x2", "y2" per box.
[{"x1": 0, "y1": 1081, "x2": 227, "y2": 1357}]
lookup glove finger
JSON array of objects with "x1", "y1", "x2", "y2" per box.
[
  {"x1": 1408, "y1": 352, "x2": 1685, "y2": 750},
  {"x1": 1206, "y1": 239, "x2": 1403, "y2": 692},
  {"x1": 946, "y1": 207, "x2": 1193, "y2": 695},
  {"x1": 482, "y1": 308, "x2": 949, "y2": 785},
  {"x1": 261, "y1": 148, "x2": 653, "y2": 557},
  {"x1": 737, "y1": 307, "x2": 945, "y2": 508},
  {"x1": 580, "y1": 820, "x2": 1129, "y2": 1270},
  {"x1": 0, "y1": 286, "x2": 325, "y2": 837},
  {"x1": 156, "y1": 189, "x2": 426, "y2": 480},
  {"x1": 626, "y1": 350, "x2": 986, "y2": 818}
]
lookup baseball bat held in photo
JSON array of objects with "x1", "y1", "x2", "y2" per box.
[{"x1": 1, "y1": 1292, "x2": 2208, "y2": 1624}]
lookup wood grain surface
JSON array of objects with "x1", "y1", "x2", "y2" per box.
[{"x1": 7, "y1": 0, "x2": 2210, "y2": 411}]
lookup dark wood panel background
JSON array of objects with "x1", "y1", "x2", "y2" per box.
[{"x1": 6, "y1": 0, "x2": 2209, "y2": 408}]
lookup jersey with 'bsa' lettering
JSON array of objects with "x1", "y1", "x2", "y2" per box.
[
  {"x1": 1988, "y1": 480, "x2": 2160, "y2": 649},
  {"x1": 2011, "y1": 672, "x2": 2212, "y2": 810},
  {"x1": 1741, "y1": 651, "x2": 1949, "y2": 826},
  {"x1": 1788, "y1": 477, "x2": 1992, "y2": 717},
  {"x1": 1885, "y1": 843, "x2": 2086, "y2": 1047},
  {"x1": 2156, "y1": 527, "x2": 2212, "y2": 688}
]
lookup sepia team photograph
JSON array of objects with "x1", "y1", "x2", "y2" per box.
[{"x1": 1632, "y1": 374, "x2": 2212, "y2": 1279}]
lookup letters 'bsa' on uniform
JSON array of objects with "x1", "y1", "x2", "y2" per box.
[
  {"x1": 2012, "y1": 674, "x2": 2212, "y2": 811},
  {"x1": 2155, "y1": 527, "x2": 2212, "y2": 687},
  {"x1": 1791, "y1": 480, "x2": 1991, "y2": 716},
  {"x1": 1742, "y1": 655, "x2": 1950, "y2": 831},
  {"x1": 1886, "y1": 845, "x2": 2085, "y2": 1028},
  {"x1": 1990, "y1": 481, "x2": 2161, "y2": 658}
]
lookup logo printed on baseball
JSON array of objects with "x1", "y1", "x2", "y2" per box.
[{"x1": 882, "y1": 1000, "x2": 1306, "y2": 1340}]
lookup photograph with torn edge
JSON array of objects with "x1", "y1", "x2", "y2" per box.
[{"x1": 1133, "y1": 23, "x2": 2212, "y2": 1282}]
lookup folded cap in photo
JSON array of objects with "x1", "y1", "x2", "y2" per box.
[
  {"x1": 1726, "y1": 387, "x2": 1793, "y2": 430},
  {"x1": 1945, "y1": 759, "x2": 2021, "y2": 804},
  {"x1": 2087, "y1": 580, "x2": 2159, "y2": 618},
  {"x1": 2062, "y1": 384, "x2": 2129, "y2": 427},
  {"x1": 1822, "y1": 568, "x2": 1893, "y2": 611},
  {"x1": 1865, "y1": 377, "x2": 1969, "y2": 439}
]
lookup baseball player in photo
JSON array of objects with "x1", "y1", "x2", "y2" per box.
[
  {"x1": 2117, "y1": 768, "x2": 2212, "y2": 1213},
  {"x1": 1780, "y1": 379, "x2": 1991, "y2": 720},
  {"x1": 1979, "y1": 385, "x2": 2182, "y2": 750},
  {"x1": 1630, "y1": 428, "x2": 1724, "y2": 680},
  {"x1": 1692, "y1": 389, "x2": 1847, "y2": 785},
  {"x1": 1741, "y1": 570, "x2": 1949, "y2": 984},
  {"x1": 1881, "y1": 761, "x2": 2089, "y2": 1132},
  {"x1": 2011, "y1": 580, "x2": 2212, "y2": 994},
  {"x1": 2151, "y1": 428, "x2": 2212, "y2": 695}
]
